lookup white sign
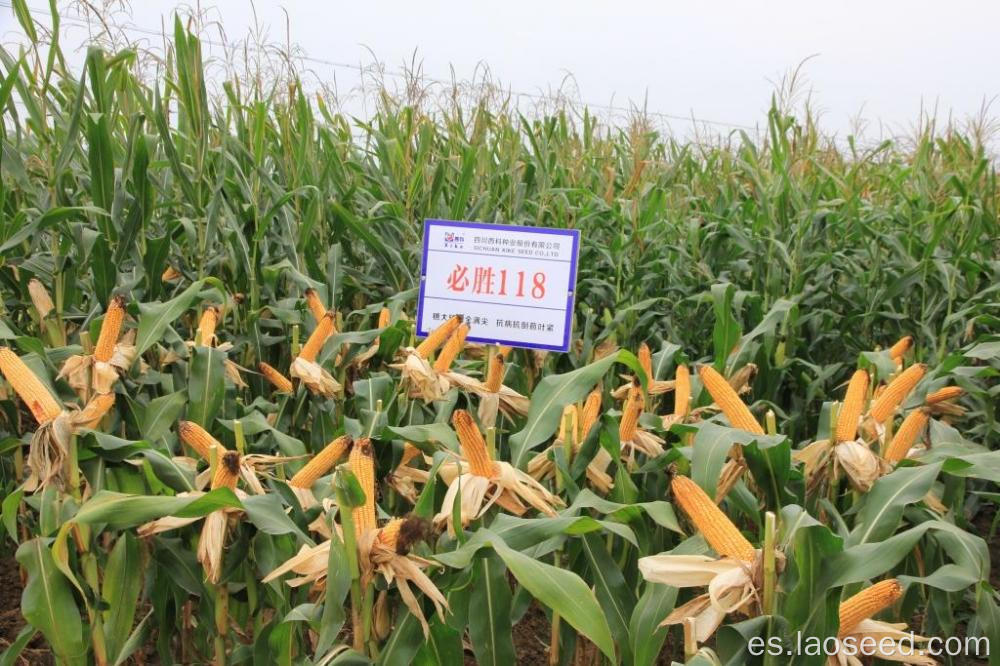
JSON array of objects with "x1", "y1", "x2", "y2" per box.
[{"x1": 416, "y1": 219, "x2": 581, "y2": 352}]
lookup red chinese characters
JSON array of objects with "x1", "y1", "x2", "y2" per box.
[{"x1": 445, "y1": 264, "x2": 546, "y2": 299}]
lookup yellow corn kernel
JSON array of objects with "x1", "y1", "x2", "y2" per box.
[
  {"x1": 580, "y1": 388, "x2": 602, "y2": 441},
  {"x1": 498, "y1": 346, "x2": 513, "y2": 359},
  {"x1": 638, "y1": 342, "x2": 653, "y2": 384},
  {"x1": 453, "y1": 409, "x2": 496, "y2": 477},
  {"x1": 484, "y1": 354, "x2": 505, "y2": 393},
  {"x1": 415, "y1": 315, "x2": 462, "y2": 359},
  {"x1": 377, "y1": 307, "x2": 391, "y2": 328},
  {"x1": 289, "y1": 435, "x2": 350, "y2": 488},
  {"x1": 0, "y1": 347, "x2": 62, "y2": 425},
  {"x1": 869, "y1": 364, "x2": 926, "y2": 423},
  {"x1": 348, "y1": 438, "x2": 377, "y2": 538},
  {"x1": 884, "y1": 408, "x2": 929, "y2": 463},
  {"x1": 197, "y1": 306, "x2": 219, "y2": 347},
  {"x1": 925, "y1": 386, "x2": 962, "y2": 405},
  {"x1": 94, "y1": 295, "x2": 126, "y2": 362},
  {"x1": 671, "y1": 476, "x2": 756, "y2": 562},
  {"x1": 837, "y1": 579, "x2": 902, "y2": 637},
  {"x1": 304, "y1": 289, "x2": 327, "y2": 324},
  {"x1": 212, "y1": 451, "x2": 241, "y2": 490},
  {"x1": 433, "y1": 324, "x2": 470, "y2": 372},
  {"x1": 259, "y1": 362, "x2": 293, "y2": 393},
  {"x1": 888, "y1": 336, "x2": 912, "y2": 361},
  {"x1": 76, "y1": 392, "x2": 116, "y2": 429},
  {"x1": 619, "y1": 382, "x2": 642, "y2": 442},
  {"x1": 299, "y1": 311, "x2": 335, "y2": 362},
  {"x1": 673, "y1": 365, "x2": 690, "y2": 417},
  {"x1": 698, "y1": 366, "x2": 764, "y2": 435},
  {"x1": 178, "y1": 420, "x2": 225, "y2": 460},
  {"x1": 834, "y1": 369, "x2": 870, "y2": 443}
]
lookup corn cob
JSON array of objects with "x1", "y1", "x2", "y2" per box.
[
  {"x1": 212, "y1": 451, "x2": 241, "y2": 490},
  {"x1": 299, "y1": 311, "x2": 335, "y2": 362},
  {"x1": 925, "y1": 386, "x2": 962, "y2": 405},
  {"x1": 304, "y1": 289, "x2": 327, "y2": 323},
  {"x1": 834, "y1": 369, "x2": 869, "y2": 443},
  {"x1": 837, "y1": 579, "x2": 902, "y2": 637},
  {"x1": 197, "y1": 306, "x2": 219, "y2": 347},
  {"x1": 94, "y1": 295, "x2": 126, "y2": 362},
  {"x1": 415, "y1": 315, "x2": 462, "y2": 359},
  {"x1": 884, "y1": 408, "x2": 929, "y2": 463},
  {"x1": 0, "y1": 347, "x2": 62, "y2": 425},
  {"x1": 498, "y1": 346, "x2": 513, "y2": 359},
  {"x1": 161, "y1": 266, "x2": 181, "y2": 282},
  {"x1": 888, "y1": 336, "x2": 913, "y2": 361},
  {"x1": 178, "y1": 420, "x2": 225, "y2": 460},
  {"x1": 259, "y1": 362, "x2": 294, "y2": 393},
  {"x1": 698, "y1": 365, "x2": 764, "y2": 435},
  {"x1": 433, "y1": 324, "x2": 470, "y2": 372},
  {"x1": 558, "y1": 405, "x2": 580, "y2": 443},
  {"x1": 377, "y1": 517, "x2": 404, "y2": 551},
  {"x1": 484, "y1": 354, "x2": 504, "y2": 392},
  {"x1": 76, "y1": 392, "x2": 116, "y2": 429},
  {"x1": 400, "y1": 442, "x2": 421, "y2": 466},
  {"x1": 673, "y1": 365, "x2": 690, "y2": 417},
  {"x1": 638, "y1": 342, "x2": 653, "y2": 384},
  {"x1": 580, "y1": 389, "x2": 602, "y2": 440},
  {"x1": 453, "y1": 409, "x2": 496, "y2": 477},
  {"x1": 869, "y1": 364, "x2": 926, "y2": 423},
  {"x1": 349, "y1": 438, "x2": 377, "y2": 537},
  {"x1": 28, "y1": 279, "x2": 54, "y2": 319},
  {"x1": 377, "y1": 307, "x2": 391, "y2": 328},
  {"x1": 671, "y1": 476, "x2": 756, "y2": 562},
  {"x1": 619, "y1": 382, "x2": 643, "y2": 442},
  {"x1": 289, "y1": 435, "x2": 350, "y2": 488}
]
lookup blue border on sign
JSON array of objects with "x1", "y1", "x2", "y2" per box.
[{"x1": 416, "y1": 219, "x2": 581, "y2": 352}]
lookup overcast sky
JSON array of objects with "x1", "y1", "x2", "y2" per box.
[{"x1": 3, "y1": 0, "x2": 999, "y2": 140}]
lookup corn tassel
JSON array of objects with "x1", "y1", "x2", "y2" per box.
[
  {"x1": 580, "y1": 389, "x2": 602, "y2": 440},
  {"x1": 415, "y1": 315, "x2": 462, "y2": 359},
  {"x1": 837, "y1": 579, "x2": 902, "y2": 637},
  {"x1": 884, "y1": 408, "x2": 929, "y2": 463},
  {"x1": 94, "y1": 295, "x2": 126, "y2": 362},
  {"x1": 925, "y1": 386, "x2": 962, "y2": 405},
  {"x1": 289, "y1": 435, "x2": 350, "y2": 488},
  {"x1": 178, "y1": 420, "x2": 225, "y2": 460},
  {"x1": 197, "y1": 306, "x2": 219, "y2": 347},
  {"x1": 0, "y1": 347, "x2": 62, "y2": 424},
  {"x1": 673, "y1": 365, "x2": 690, "y2": 417},
  {"x1": 638, "y1": 342, "x2": 653, "y2": 383},
  {"x1": 453, "y1": 409, "x2": 496, "y2": 477},
  {"x1": 484, "y1": 354, "x2": 504, "y2": 392},
  {"x1": 888, "y1": 336, "x2": 912, "y2": 361},
  {"x1": 433, "y1": 324, "x2": 469, "y2": 372},
  {"x1": 834, "y1": 370, "x2": 869, "y2": 443},
  {"x1": 299, "y1": 312, "x2": 335, "y2": 362},
  {"x1": 349, "y1": 438, "x2": 377, "y2": 538},
  {"x1": 869, "y1": 364, "x2": 926, "y2": 423},
  {"x1": 304, "y1": 289, "x2": 327, "y2": 323},
  {"x1": 259, "y1": 362, "x2": 294, "y2": 393},
  {"x1": 619, "y1": 382, "x2": 642, "y2": 442},
  {"x1": 698, "y1": 365, "x2": 764, "y2": 435},
  {"x1": 671, "y1": 476, "x2": 756, "y2": 562},
  {"x1": 212, "y1": 451, "x2": 241, "y2": 490}
]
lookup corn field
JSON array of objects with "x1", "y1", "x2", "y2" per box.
[{"x1": 1, "y1": 3, "x2": 1000, "y2": 665}]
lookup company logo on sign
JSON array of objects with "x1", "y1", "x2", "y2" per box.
[{"x1": 416, "y1": 219, "x2": 580, "y2": 352}]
